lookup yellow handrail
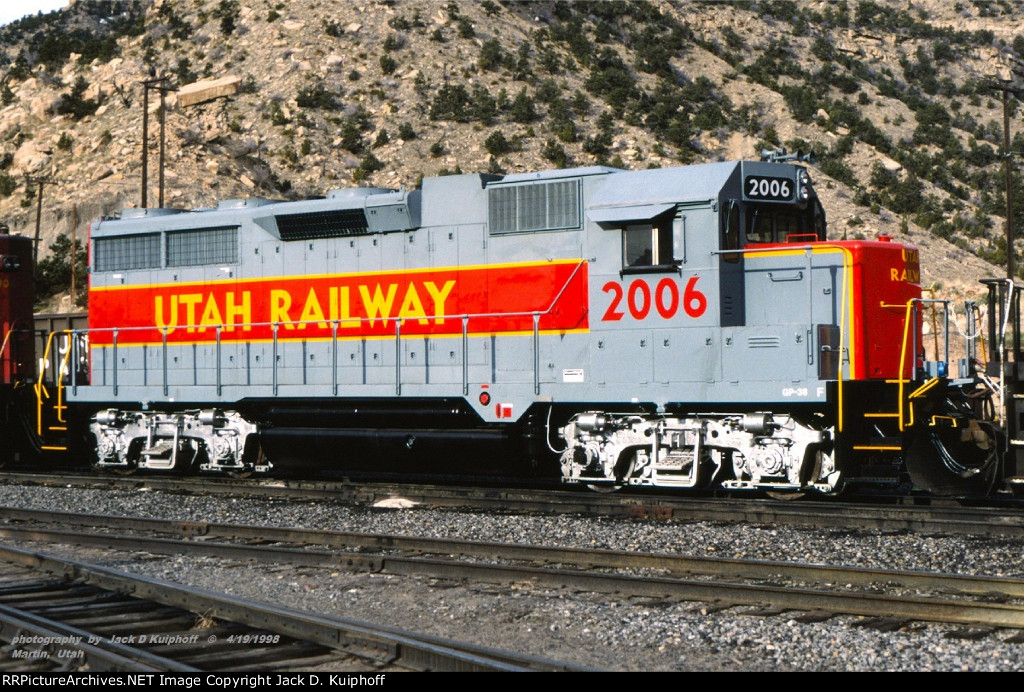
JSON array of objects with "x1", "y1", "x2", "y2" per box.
[
  {"x1": 0, "y1": 319, "x2": 23, "y2": 370},
  {"x1": 54, "y1": 331, "x2": 73, "y2": 424},
  {"x1": 0, "y1": 328, "x2": 12, "y2": 363},
  {"x1": 33, "y1": 331, "x2": 57, "y2": 436},
  {"x1": 895, "y1": 300, "x2": 915, "y2": 430},
  {"x1": 32, "y1": 330, "x2": 78, "y2": 435}
]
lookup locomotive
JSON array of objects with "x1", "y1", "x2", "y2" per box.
[{"x1": 0, "y1": 158, "x2": 1014, "y2": 496}]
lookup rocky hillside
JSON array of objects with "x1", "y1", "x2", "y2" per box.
[{"x1": 1, "y1": 0, "x2": 1023, "y2": 308}]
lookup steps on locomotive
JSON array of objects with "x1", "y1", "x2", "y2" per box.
[
  {"x1": 139, "y1": 440, "x2": 180, "y2": 470},
  {"x1": 848, "y1": 435, "x2": 904, "y2": 484},
  {"x1": 852, "y1": 435, "x2": 903, "y2": 452},
  {"x1": 27, "y1": 322, "x2": 86, "y2": 456},
  {"x1": 998, "y1": 390, "x2": 1024, "y2": 481},
  {"x1": 34, "y1": 382, "x2": 70, "y2": 453},
  {"x1": 1003, "y1": 437, "x2": 1024, "y2": 488},
  {"x1": 850, "y1": 383, "x2": 907, "y2": 455},
  {"x1": 141, "y1": 440, "x2": 175, "y2": 459},
  {"x1": 847, "y1": 394, "x2": 906, "y2": 485}
]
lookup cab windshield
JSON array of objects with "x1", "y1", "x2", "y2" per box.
[{"x1": 745, "y1": 200, "x2": 826, "y2": 244}]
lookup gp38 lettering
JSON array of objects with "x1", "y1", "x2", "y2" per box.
[{"x1": 601, "y1": 276, "x2": 707, "y2": 322}]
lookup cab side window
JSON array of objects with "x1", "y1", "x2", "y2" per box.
[
  {"x1": 624, "y1": 223, "x2": 655, "y2": 267},
  {"x1": 622, "y1": 220, "x2": 674, "y2": 269}
]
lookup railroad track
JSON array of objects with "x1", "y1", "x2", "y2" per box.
[
  {"x1": 2, "y1": 507, "x2": 1024, "y2": 635},
  {"x1": 0, "y1": 564, "x2": 351, "y2": 672},
  {"x1": 0, "y1": 538, "x2": 584, "y2": 672},
  {"x1": 3, "y1": 471, "x2": 1024, "y2": 537}
]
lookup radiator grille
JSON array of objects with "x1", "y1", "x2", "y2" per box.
[
  {"x1": 94, "y1": 233, "x2": 161, "y2": 272},
  {"x1": 275, "y1": 209, "x2": 369, "y2": 240},
  {"x1": 167, "y1": 226, "x2": 239, "y2": 267},
  {"x1": 489, "y1": 179, "x2": 580, "y2": 234}
]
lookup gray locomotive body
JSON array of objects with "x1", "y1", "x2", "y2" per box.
[{"x1": 54, "y1": 160, "x2": 961, "y2": 495}]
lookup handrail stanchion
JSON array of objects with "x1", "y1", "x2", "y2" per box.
[
  {"x1": 112, "y1": 329, "x2": 119, "y2": 397},
  {"x1": 71, "y1": 330, "x2": 78, "y2": 396},
  {"x1": 533, "y1": 312, "x2": 540, "y2": 395},
  {"x1": 462, "y1": 316, "x2": 469, "y2": 396},
  {"x1": 332, "y1": 321, "x2": 338, "y2": 396},
  {"x1": 272, "y1": 323, "x2": 279, "y2": 396},
  {"x1": 944, "y1": 302, "x2": 950, "y2": 369},
  {"x1": 216, "y1": 326, "x2": 222, "y2": 397},
  {"x1": 395, "y1": 320, "x2": 402, "y2": 396},
  {"x1": 162, "y1": 327, "x2": 168, "y2": 396},
  {"x1": 911, "y1": 302, "x2": 919, "y2": 382}
]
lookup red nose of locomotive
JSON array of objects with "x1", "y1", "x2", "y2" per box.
[{"x1": 841, "y1": 237, "x2": 922, "y2": 381}]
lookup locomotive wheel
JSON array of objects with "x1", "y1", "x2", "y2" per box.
[
  {"x1": 585, "y1": 451, "x2": 636, "y2": 492},
  {"x1": 765, "y1": 490, "x2": 805, "y2": 501},
  {"x1": 763, "y1": 447, "x2": 830, "y2": 499},
  {"x1": 586, "y1": 482, "x2": 624, "y2": 493},
  {"x1": 104, "y1": 464, "x2": 138, "y2": 476},
  {"x1": 226, "y1": 440, "x2": 266, "y2": 478}
]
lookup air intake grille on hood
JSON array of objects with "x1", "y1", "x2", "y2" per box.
[{"x1": 274, "y1": 209, "x2": 369, "y2": 240}]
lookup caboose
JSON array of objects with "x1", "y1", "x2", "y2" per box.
[{"x1": 23, "y1": 159, "x2": 995, "y2": 495}]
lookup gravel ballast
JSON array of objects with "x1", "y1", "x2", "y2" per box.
[{"x1": 0, "y1": 483, "x2": 1021, "y2": 672}]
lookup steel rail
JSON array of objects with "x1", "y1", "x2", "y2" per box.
[
  {"x1": 3, "y1": 506, "x2": 1024, "y2": 599},
  {"x1": 0, "y1": 543, "x2": 586, "y2": 672},
  {"x1": 3, "y1": 512, "x2": 1024, "y2": 630},
  {"x1": 0, "y1": 578, "x2": 344, "y2": 671},
  {"x1": 3, "y1": 471, "x2": 1024, "y2": 537},
  {"x1": 0, "y1": 599, "x2": 195, "y2": 671}
]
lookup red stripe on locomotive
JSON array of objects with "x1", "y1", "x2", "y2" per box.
[{"x1": 88, "y1": 261, "x2": 590, "y2": 344}]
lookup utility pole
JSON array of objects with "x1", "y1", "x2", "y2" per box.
[
  {"x1": 141, "y1": 76, "x2": 150, "y2": 208},
  {"x1": 1003, "y1": 87, "x2": 1016, "y2": 280},
  {"x1": 988, "y1": 80, "x2": 1024, "y2": 280},
  {"x1": 70, "y1": 203, "x2": 77, "y2": 307},
  {"x1": 24, "y1": 176, "x2": 53, "y2": 266},
  {"x1": 159, "y1": 83, "x2": 167, "y2": 208},
  {"x1": 140, "y1": 74, "x2": 170, "y2": 208}
]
